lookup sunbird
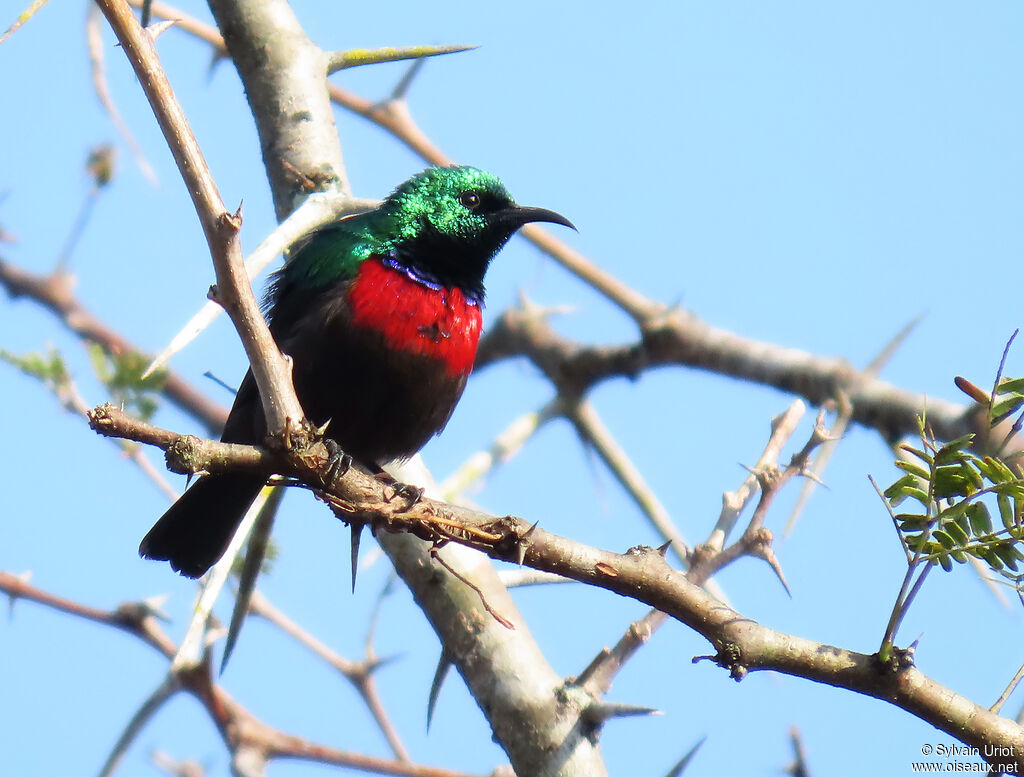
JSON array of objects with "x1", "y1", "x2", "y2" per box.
[{"x1": 140, "y1": 166, "x2": 574, "y2": 577}]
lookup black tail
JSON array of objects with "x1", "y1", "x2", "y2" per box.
[{"x1": 139, "y1": 472, "x2": 266, "y2": 578}]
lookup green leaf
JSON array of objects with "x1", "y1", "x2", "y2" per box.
[
  {"x1": 884, "y1": 475, "x2": 931, "y2": 507},
  {"x1": 993, "y1": 543, "x2": 1022, "y2": 572},
  {"x1": 906, "y1": 534, "x2": 929, "y2": 553},
  {"x1": 896, "y1": 513, "x2": 930, "y2": 532},
  {"x1": 897, "y1": 443, "x2": 933, "y2": 466},
  {"x1": 998, "y1": 493, "x2": 1015, "y2": 531},
  {"x1": 884, "y1": 474, "x2": 918, "y2": 499},
  {"x1": 894, "y1": 461, "x2": 930, "y2": 481},
  {"x1": 937, "y1": 553, "x2": 953, "y2": 572},
  {"x1": 933, "y1": 530, "x2": 957, "y2": 550},
  {"x1": 932, "y1": 466, "x2": 971, "y2": 499},
  {"x1": 961, "y1": 461, "x2": 985, "y2": 492},
  {"x1": 996, "y1": 377, "x2": 1024, "y2": 395},
  {"x1": 990, "y1": 395, "x2": 1024, "y2": 426},
  {"x1": 999, "y1": 376, "x2": 1024, "y2": 395},
  {"x1": 934, "y1": 434, "x2": 975, "y2": 464},
  {"x1": 968, "y1": 502, "x2": 993, "y2": 537},
  {"x1": 0, "y1": 346, "x2": 70, "y2": 390},
  {"x1": 956, "y1": 513, "x2": 973, "y2": 539},
  {"x1": 990, "y1": 481, "x2": 1024, "y2": 499},
  {"x1": 936, "y1": 500, "x2": 970, "y2": 524},
  {"x1": 904, "y1": 487, "x2": 932, "y2": 507},
  {"x1": 943, "y1": 521, "x2": 970, "y2": 546},
  {"x1": 985, "y1": 457, "x2": 1018, "y2": 483},
  {"x1": 984, "y1": 549, "x2": 1006, "y2": 571}
]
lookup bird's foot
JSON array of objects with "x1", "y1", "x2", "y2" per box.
[
  {"x1": 321, "y1": 439, "x2": 353, "y2": 487},
  {"x1": 391, "y1": 482, "x2": 424, "y2": 509},
  {"x1": 374, "y1": 472, "x2": 424, "y2": 510}
]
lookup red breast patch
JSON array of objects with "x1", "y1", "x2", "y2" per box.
[{"x1": 347, "y1": 257, "x2": 482, "y2": 377}]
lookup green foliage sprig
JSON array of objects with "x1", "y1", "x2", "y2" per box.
[
  {"x1": 86, "y1": 344, "x2": 163, "y2": 421},
  {"x1": 876, "y1": 333, "x2": 1024, "y2": 663}
]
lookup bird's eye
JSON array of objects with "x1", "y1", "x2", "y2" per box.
[{"x1": 459, "y1": 191, "x2": 482, "y2": 210}]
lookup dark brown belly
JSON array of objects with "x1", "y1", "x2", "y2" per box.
[{"x1": 289, "y1": 317, "x2": 468, "y2": 464}]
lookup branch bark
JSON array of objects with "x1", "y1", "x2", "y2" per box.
[
  {"x1": 0, "y1": 258, "x2": 226, "y2": 434},
  {"x1": 206, "y1": 0, "x2": 351, "y2": 218},
  {"x1": 88, "y1": 405, "x2": 1024, "y2": 772},
  {"x1": 477, "y1": 304, "x2": 976, "y2": 443},
  {"x1": 94, "y1": 0, "x2": 306, "y2": 442},
  {"x1": 119, "y1": 1, "x2": 612, "y2": 771}
]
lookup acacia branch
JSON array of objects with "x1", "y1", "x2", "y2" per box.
[
  {"x1": 95, "y1": 0, "x2": 306, "y2": 442},
  {"x1": 88, "y1": 405, "x2": 1024, "y2": 769},
  {"x1": 0, "y1": 571, "x2": 491, "y2": 777},
  {"x1": 80, "y1": 2, "x2": 1016, "y2": 772},
  {"x1": 0, "y1": 258, "x2": 226, "y2": 433},
  {"x1": 575, "y1": 398, "x2": 808, "y2": 699},
  {"x1": 206, "y1": 0, "x2": 351, "y2": 218},
  {"x1": 477, "y1": 303, "x2": 975, "y2": 443},
  {"x1": 127, "y1": 0, "x2": 983, "y2": 451},
  {"x1": 248, "y1": 590, "x2": 412, "y2": 762},
  {"x1": 90, "y1": 401, "x2": 608, "y2": 774}
]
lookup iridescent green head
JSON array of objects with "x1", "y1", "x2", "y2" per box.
[{"x1": 378, "y1": 166, "x2": 575, "y2": 297}]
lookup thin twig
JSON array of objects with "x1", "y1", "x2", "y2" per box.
[
  {"x1": 0, "y1": 0, "x2": 52, "y2": 46},
  {"x1": 0, "y1": 573, "x2": 490, "y2": 777},
  {"x1": 689, "y1": 408, "x2": 830, "y2": 586},
  {"x1": 86, "y1": 4, "x2": 157, "y2": 183},
  {"x1": 439, "y1": 398, "x2": 561, "y2": 500},
  {"x1": 142, "y1": 191, "x2": 374, "y2": 378},
  {"x1": 569, "y1": 398, "x2": 692, "y2": 563},
  {"x1": 707, "y1": 400, "x2": 806, "y2": 552},
  {"x1": 172, "y1": 487, "x2": 275, "y2": 671},
  {"x1": 993, "y1": 662, "x2": 1024, "y2": 714},
  {"x1": 249, "y1": 590, "x2": 411, "y2": 762},
  {"x1": 95, "y1": 0, "x2": 306, "y2": 440},
  {"x1": 787, "y1": 316, "x2": 922, "y2": 535},
  {"x1": 0, "y1": 259, "x2": 226, "y2": 433},
  {"x1": 576, "y1": 608, "x2": 666, "y2": 697},
  {"x1": 430, "y1": 548, "x2": 514, "y2": 630}
]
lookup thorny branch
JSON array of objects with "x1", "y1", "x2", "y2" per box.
[
  {"x1": 5, "y1": 1, "x2": 1021, "y2": 775},
  {"x1": 247, "y1": 589, "x2": 412, "y2": 763},
  {"x1": 95, "y1": 0, "x2": 308, "y2": 442},
  {"x1": 87, "y1": 2, "x2": 608, "y2": 773},
  {"x1": 0, "y1": 258, "x2": 226, "y2": 433},
  {"x1": 85, "y1": 406, "x2": 1024, "y2": 770},
  {"x1": 574, "y1": 399, "x2": 810, "y2": 699},
  {"x1": 122, "y1": 0, "x2": 976, "y2": 447},
  {"x1": 0, "y1": 572, "x2": 492, "y2": 777}
]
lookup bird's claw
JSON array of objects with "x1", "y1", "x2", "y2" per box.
[
  {"x1": 391, "y1": 482, "x2": 424, "y2": 509},
  {"x1": 374, "y1": 473, "x2": 423, "y2": 510},
  {"x1": 321, "y1": 439, "x2": 353, "y2": 487}
]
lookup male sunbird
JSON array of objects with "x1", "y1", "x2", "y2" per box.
[{"x1": 140, "y1": 166, "x2": 574, "y2": 577}]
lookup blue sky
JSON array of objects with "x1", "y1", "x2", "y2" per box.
[{"x1": 3, "y1": 2, "x2": 1024, "y2": 775}]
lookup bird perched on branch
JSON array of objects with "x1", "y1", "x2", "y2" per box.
[{"x1": 139, "y1": 166, "x2": 574, "y2": 577}]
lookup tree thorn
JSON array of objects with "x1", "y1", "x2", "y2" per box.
[
  {"x1": 426, "y1": 650, "x2": 453, "y2": 731},
  {"x1": 350, "y1": 521, "x2": 365, "y2": 594}
]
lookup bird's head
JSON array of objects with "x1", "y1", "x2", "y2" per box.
[{"x1": 380, "y1": 166, "x2": 574, "y2": 299}]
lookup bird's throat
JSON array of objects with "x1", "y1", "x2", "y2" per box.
[{"x1": 347, "y1": 257, "x2": 483, "y2": 377}]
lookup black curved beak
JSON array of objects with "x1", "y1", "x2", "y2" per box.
[{"x1": 502, "y1": 205, "x2": 577, "y2": 232}]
